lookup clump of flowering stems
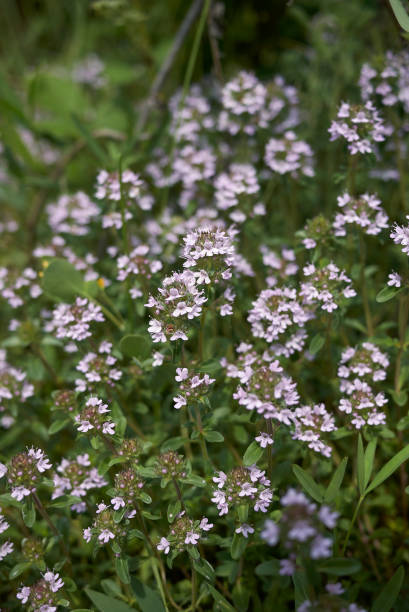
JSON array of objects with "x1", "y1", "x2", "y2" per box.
[{"x1": 1, "y1": 47, "x2": 409, "y2": 611}]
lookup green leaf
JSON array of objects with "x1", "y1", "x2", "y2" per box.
[
  {"x1": 42, "y1": 259, "x2": 85, "y2": 301},
  {"x1": 167, "y1": 500, "x2": 181, "y2": 523},
  {"x1": 50, "y1": 495, "x2": 82, "y2": 508},
  {"x1": 85, "y1": 588, "x2": 135, "y2": 612},
  {"x1": 392, "y1": 390, "x2": 408, "y2": 407},
  {"x1": 309, "y1": 333, "x2": 325, "y2": 355},
  {"x1": 193, "y1": 558, "x2": 215, "y2": 582},
  {"x1": 22, "y1": 499, "x2": 36, "y2": 527},
  {"x1": 292, "y1": 465, "x2": 323, "y2": 503},
  {"x1": 9, "y1": 562, "x2": 31, "y2": 579},
  {"x1": 364, "y1": 438, "x2": 377, "y2": 490},
  {"x1": 48, "y1": 418, "x2": 71, "y2": 435},
  {"x1": 389, "y1": 0, "x2": 409, "y2": 30},
  {"x1": 119, "y1": 334, "x2": 151, "y2": 360},
  {"x1": 183, "y1": 474, "x2": 206, "y2": 487},
  {"x1": 243, "y1": 441, "x2": 264, "y2": 466},
  {"x1": 357, "y1": 434, "x2": 365, "y2": 496},
  {"x1": 72, "y1": 114, "x2": 108, "y2": 163},
  {"x1": 293, "y1": 570, "x2": 309, "y2": 608},
  {"x1": 230, "y1": 532, "x2": 247, "y2": 560},
  {"x1": 206, "y1": 584, "x2": 236, "y2": 611},
  {"x1": 372, "y1": 565, "x2": 404, "y2": 612},
  {"x1": 131, "y1": 577, "x2": 166, "y2": 612},
  {"x1": 160, "y1": 436, "x2": 186, "y2": 452},
  {"x1": 324, "y1": 457, "x2": 348, "y2": 503},
  {"x1": 318, "y1": 557, "x2": 362, "y2": 575},
  {"x1": 0, "y1": 493, "x2": 22, "y2": 508},
  {"x1": 237, "y1": 505, "x2": 248, "y2": 523},
  {"x1": 376, "y1": 285, "x2": 401, "y2": 303},
  {"x1": 255, "y1": 560, "x2": 280, "y2": 576},
  {"x1": 202, "y1": 430, "x2": 224, "y2": 443},
  {"x1": 115, "y1": 557, "x2": 130, "y2": 584},
  {"x1": 366, "y1": 444, "x2": 409, "y2": 494}
]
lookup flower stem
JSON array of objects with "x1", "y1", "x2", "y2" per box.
[
  {"x1": 341, "y1": 494, "x2": 364, "y2": 555},
  {"x1": 172, "y1": 478, "x2": 187, "y2": 514},
  {"x1": 32, "y1": 491, "x2": 70, "y2": 561},
  {"x1": 359, "y1": 232, "x2": 373, "y2": 337},
  {"x1": 191, "y1": 561, "x2": 198, "y2": 609}
]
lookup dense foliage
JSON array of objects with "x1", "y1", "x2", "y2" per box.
[{"x1": 2, "y1": 1, "x2": 409, "y2": 610}]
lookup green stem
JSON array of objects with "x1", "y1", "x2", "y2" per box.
[
  {"x1": 32, "y1": 491, "x2": 70, "y2": 561},
  {"x1": 29, "y1": 345, "x2": 59, "y2": 383},
  {"x1": 84, "y1": 293, "x2": 124, "y2": 331},
  {"x1": 180, "y1": 0, "x2": 212, "y2": 108},
  {"x1": 118, "y1": 156, "x2": 130, "y2": 255},
  {"x1": 172, "y1": 478, "x2": 187, "y2": 514},
  {"x1": 341, "y1": 494, "x2": 364, "y2": 555},
  {"x1": 266, "y1": 419, "x2": 274, "y2": 478},
  {"x1": 191, "y1": 561, "x2": 198, "y2": 609},
  {"x1": 198, "y1": 308, "x2": 207, "y2": 362},
  {"x1": 359, "y1": 232, "x2": 374, "y2": 337},
  {"x1": 195, "y1": 405, "x2": 212, "y2": 469}
]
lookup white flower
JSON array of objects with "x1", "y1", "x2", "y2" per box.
[
  {"x1": 83, "y1": 527, "x2": 92, "y2": 542},
  {"x1": 111, "y1": 497, "x2": 125, "y2": 510},
  {"x1": 199, "y1": 517, "x2": 214, "y2": 531},
  {"x1": 0, "y1": 540, "x2": 13, "y2": 560},
  {"x1": 185, "y1": 531, "x2": 200, "y2": 545},
  {"x1": 157, "y1": 537, "x2": 170, "y2": 554},
  {"x1": 235, "y1": 523, "x2": 254, "y2": 538},
  {"x1": 17, "y1": 586, "x2": 31, "y2": 604},
  {"x1": 98, "y1": 529, "x2": 115, "y2": 543}
]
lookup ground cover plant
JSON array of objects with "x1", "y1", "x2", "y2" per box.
[{"x1": 3, "y1": 0, "x2": 409, "y2": 610}]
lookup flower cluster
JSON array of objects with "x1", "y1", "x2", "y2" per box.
[
  {"x1": 157, "y1": 513, "x2": 213, "y2": 555},
  {"x1": 83, "y1": 505, "x2": 127, "y2": 545},
  {"x1": 1, "y1": 448, "x2": 51, "y2": 501},
  {"x1": 0, "y1": 266, "x2": 41, "y2": 309},
  {"x1": 338, "y1": 379, "x2": 387, "y2": 429},
  {"x1": 224, "y1": 344, "x2": 299, "y2": 424},
  {"x1": 260, "y1": 246, "x2": 298, "y2": 286},
  {"x1": 74, "y1": 397, "x2": 116, "y2": 436},
  {"x1": 359, "y1": 51, "x2": 409, "y2": 113},
  {"x1": 46, "y1": 192, "x2": 99, "y2": 236},
  {"x1": 292, "y1": 404, "x2": 337, "y2": 457},
  {"x1": 17, "y1": 571, "x2": 64, "y2": 611},
  {"x1": 211, "y1": 465, "x2": 273, "y2": 517},
  {"x1": 261, "y1": 489, "x2": 338, "y2": 574},
  {"x1": 337, "y1": 342, "x2": 388, "y2": 429},
  {"x1": 248, "y1": 287, "x2": 312, "y2": 355},
  {"x1": 301, "y1": 215, "x2": 333, "y2": 250},
  {"x1": 218, "y1": 71, "x2": 299, "y2": 136},
  {"x1": 300, "y1": 262, "x2": 356, "y2": 312},
  {"x1": 155, "y1": 451, "x2": 187, "y2": 480},
  {"x1": 328, "y1": 101, "x2": 389, "y2": 155},
  {"x1": 214, "y1": 164, "x2": 260, "y2": 220},
  {"x1": 338, "y1": 342, "x2": 389, "y2": 390},
  {"x1": 265, "y1": 130, "x2": 314, "y2": 177},
  {"x1": 146, "y1": 270, "x2": 206, "y2": 342},
  {"x1": 52, "y1": 453, "x2": 107, "y2": 511},
  {"x1": 169, "y1": 85, "x2": 214, "y2": 143},
  {"x1": 110, "y1": 468, "x2": 145, "y2": 512},
  {"x1": 333, "y1": 192, "x2": 388, "y2": 236},
  {"x1": 173, "y1": 144, "x2": 216, "y2": 187},
  {"x1": 0, "y1": 508, "x2": 13, "y2": 562},
  {"x1": 181, "y1": 225, "x2": 236, "y2": 280},
  {"x1": 0, "y1": 350, "x2": 34, "y2": 429},
  {"x1": 49, "y1": 297, "x2": 104, "y2": 343},
  {"x1": 390, "y1": 216, "x2": 409, "y2": 255},
  {"x1": 75, "y1": 341, "x2": 122, "y2": 392},
  {"x1": 173, "y1": 367, "x2": 215, "y2": 409}
]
